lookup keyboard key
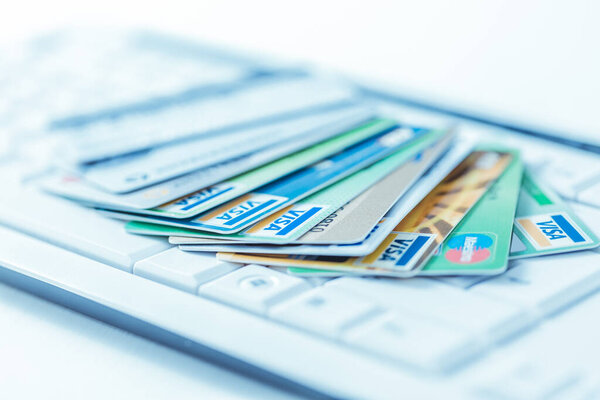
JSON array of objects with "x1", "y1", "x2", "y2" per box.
[
  {"x1": 269, "y1": 286, "x2": 380, "y2": 338},
  {"x1": 327, "y1": 277, "x2": 532, "y2": 342},
  {"x1": 560, "y1": 373, "x2": 600, "y2": 400},
  {"x1": 497, "y1": 275, "x2": 600, "y2": 374},
  {"x1": 475, "y1": 359, "x2": 581, "y2": 400},
  {"x1": 0, "y1": 183, "x2": 169, "y2": 272},
  {"x1": 198, "y1": 264, "x2": 310, "y2": 314},
  {"x1": 469, "y1": 251, "x2": 600, "y2": 316},
  {"x1": 535, "y1": 151, "x2": 600, "y2": 199},
  {"x1": 459, "y1": 271, "x2": 600, "y2": 399},
  {"x1": 344, "y1": 312, "x2": 477, "y2": 372},
  {"x1": 133, "y1": 248, "x2": 238, "y2": 293},
  {"x1": 433, "y1": 275, "x2": 490, "y2": 290},
  {"x1": 576, "y1": 183, "x2": 600, "y2": 212},
  {"x1": 568, "y1": 201, "x2": 600, "y2": 239}
]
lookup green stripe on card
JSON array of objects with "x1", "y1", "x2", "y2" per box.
[{"x1": 522, "y1": 172, "x2": 553, "y2": 205}]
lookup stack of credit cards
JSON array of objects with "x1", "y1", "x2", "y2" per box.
[{"x1": 43, "y1": 74, "x2": 599, "y2": 279}]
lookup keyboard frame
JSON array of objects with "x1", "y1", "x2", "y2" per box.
[{"x1": 1, "y1": 76, "x2": 598, "y2": 399}]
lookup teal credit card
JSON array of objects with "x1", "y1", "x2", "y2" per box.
[
  {"x1": 418, "y1": 150, "x2": 523, "y2": 275},
  {"x1": 510, "y1": 170, "x2": 600, "y2": 259}
]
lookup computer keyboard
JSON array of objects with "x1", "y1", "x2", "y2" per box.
[
  {"x1": 56, "y1": 76, "x2": 357, "y2": 165},
  {"x1": 1, "y1": 31, "x2": 256, "y2": 132},
  {"x1": 2, "y1": 152, "x2": 600, "y2": 393},
  {"x1": 2, "y1": 30, "x2": 600, "y2": 399}
]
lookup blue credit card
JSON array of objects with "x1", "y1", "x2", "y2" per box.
[{"x1": 103, "y1": 124, "x2": 427, "y2": 233}]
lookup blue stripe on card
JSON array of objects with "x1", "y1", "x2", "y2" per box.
[
  {"x1": 259, "y1": 125, "x2": 402, "y2": 199},
  {"x1": 551, "y1": 214, "x2": 585, "y2": 243},
  {"x1": 224, "y1": 199, "x2": 279, "y2": 226},
  {"x1": 395, "y1": 235, "x2": 429, "y2": 266},
  {"x1": 276, "y1": 207, "x2": 323, "y2": 236}
]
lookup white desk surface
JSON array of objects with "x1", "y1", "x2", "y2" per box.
[{"x1": 1, "y1": 1, "x2": 599, "y2": 398}]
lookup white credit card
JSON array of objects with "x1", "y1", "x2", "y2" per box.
[
  {"x1": 41, "y1": 109, "x2": 374, "y2": 209},
  {"x1": 71, "y1": 105, "x2": 375, "y2": 193},
  {"x1": 56, "y1": 76, "x2": 357, "y2": 165},
  {"x1": 177, "y1": 140, "x2": 473, "y2": 255}
]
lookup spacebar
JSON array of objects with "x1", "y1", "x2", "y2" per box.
[{"x1": 0, "y1": 174, "x2": 169, "y2": 272}]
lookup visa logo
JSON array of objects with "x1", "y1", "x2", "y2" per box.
[
  {"x1": 264, "y1": 209, "x2": 307, "y2": 232},
  {"x1": 253, "y1": 205, "x2": 323, "y2": 238},
  {"x1": 379, "y1": 238, "x2": 414, "y2": 263},
  {"x1": 198, "y1": 193, "x2": 288, "y2": 230},
  {"x1": 516, "y1": 212, "x2": 591, "y2": 251},
  {"x1": 373, "y1": 233, "x2": 432, "y2": 268},
  {"x1": 535, "y1": 220, "x2": 567, "y2": 240},
  {"x1": 357, "y1": 232, "x2": 433, "y2": 269},
  {"x1": 216, "y1": 200, "x2": 264, "y2": 221}
]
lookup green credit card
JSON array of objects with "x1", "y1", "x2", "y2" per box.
[
  {"x1": 509, "y1": 169, "x2": 600, "y2": 258},
  {"x1": 418, "y1": 149, "x2": 523, "y2": 275}
]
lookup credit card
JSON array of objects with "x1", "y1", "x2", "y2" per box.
[
  {"x1": 59, "y1": 76, "x2": 357, "y2": 165},
  {"x1": 172, "y1": 128, "x2": 450, "y2": 243},
  {"x1": 146, "y1": 118, "x2": 393, "y2": 218},
  {"x1": 217, "y1": 148, "x2": 513, "y2": 276},
  {"x1": 41, "y1": 114, "x2": 382, "y2": 210},
  {"x1": 418, "y1": 150, "x2": 523, "y2": 275},
  {"x1": 510, "y1": 170, "x2": 600, "y2": 258},
  {"x1": 133, "y1": 135, "x2": 472, "y2": 251},
  {"x1": 175, "y1": 128, "x2": 455, "y2": 250},
  {"x1": 124, "y1": 129, "x2": 431, "y2": 244},
  {"x1": 119, "y1": 126, "x2": 440, "y2": 242},
  {"x1": 73, "y1": 105, "x2": 375, "y2": 193},
  {"x1": 103, "y1": 123, "x2": 424, "y2": 234}
]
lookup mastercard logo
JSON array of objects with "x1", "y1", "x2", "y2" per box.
[{"x1": 444, "y1": 233, "x2": 494, "y2": 264}]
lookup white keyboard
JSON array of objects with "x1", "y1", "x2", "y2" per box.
[{"x1": 1, "y1": 30, "x2": 600, "y2": 399}]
